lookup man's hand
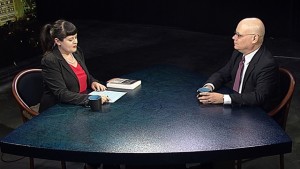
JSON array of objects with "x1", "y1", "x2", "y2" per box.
[{"x1": 197, "y1": 92, "x2": 224, "y2": 104}]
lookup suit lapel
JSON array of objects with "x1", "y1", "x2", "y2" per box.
[
  {"x1": 73, "y1": 52, "x2": 88, "y2": 74},
  {"x1": 241, "y1": 46, "x2": 264, "y2": 89},
  {"x1": 54, "y1": 49, "x2": 78, "y2": 80},
  {"x1": 73, "y1": 52, "x2": 90, "y2": 83}
]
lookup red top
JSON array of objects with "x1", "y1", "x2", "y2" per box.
[{"x1": 69, "y1": 63, "x2": 87, "y2": 93}]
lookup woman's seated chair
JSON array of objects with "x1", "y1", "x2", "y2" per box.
[
  {"x1": 12, "y1": 68, "x2": 67, "y2": 169},
  {"x1": 12, "y1": 69, "x2": 43, "y2": 122}
]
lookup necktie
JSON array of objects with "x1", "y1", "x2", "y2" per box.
[{"x1": 233, "y1": 56, "x2": 245, "y2": 92}]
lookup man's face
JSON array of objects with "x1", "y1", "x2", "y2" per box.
[{"x1": 232, "y1": 23, "x2": 256, "y2": 54}]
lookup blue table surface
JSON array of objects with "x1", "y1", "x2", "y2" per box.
[{"x1": 0, "y1": 65, "x2": 292, "y2": 164}]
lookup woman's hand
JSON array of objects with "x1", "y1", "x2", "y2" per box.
[
  {"x1": 100, "y1": 95, "x2": 110, "y2": 104},
  {"x1": 91, "y1": 82, "x2": 107, "y2": 91},
  {"x1": 197, "y1": 92, "x2": 224, "y2": 104}
]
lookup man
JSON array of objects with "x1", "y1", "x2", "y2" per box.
[{"x1": 197, "y1": 17, "x2": 280, "y2": 112}]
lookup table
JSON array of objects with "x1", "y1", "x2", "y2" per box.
[{"x1": 0, "y1": 65, "x2": 292, "y2": 165}]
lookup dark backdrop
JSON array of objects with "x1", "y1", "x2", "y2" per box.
[
  {"x1": 1, "y1": 0, "x2": 299, "y2": 75},
  {"x1": 36, "y1": 0, "x2": 299, "y2": 39}
]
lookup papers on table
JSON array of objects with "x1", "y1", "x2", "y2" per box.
[{"x1": 89, "y1": 90, "x2": 127, "y2": 103}]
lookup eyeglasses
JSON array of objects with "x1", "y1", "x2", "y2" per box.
[{"x1": 233, "y1": 32, "x2": 257, "y2": 38}]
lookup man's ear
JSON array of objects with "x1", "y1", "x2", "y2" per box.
[{"x1": 252, "y1": 35, "x2": 259, "y2": 43}]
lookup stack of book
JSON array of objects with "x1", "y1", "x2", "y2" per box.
[{"x1": 106, "y1": 78, "x2": 141, "y2": 90}]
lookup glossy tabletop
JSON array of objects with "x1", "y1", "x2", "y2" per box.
[{"x1": 0, "y1": 65, "x2": 292, "y2": 164}]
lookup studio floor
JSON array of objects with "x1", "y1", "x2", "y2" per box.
[{"x1": 0, "y1": 20, "x2": 299, "y2": 169}]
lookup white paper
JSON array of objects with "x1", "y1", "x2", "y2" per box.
[{"x1": 89, "y1": 90, "x2": 127, "y2": 103}]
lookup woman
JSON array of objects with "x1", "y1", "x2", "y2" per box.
[
  {"x1": 39, "y1": 19, "x2": 109, "y2": 169},
  {"x1": 39, "y1": 19, "x2": 109, "y2": 113}
]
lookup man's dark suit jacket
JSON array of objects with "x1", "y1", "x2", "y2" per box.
[
  {"x1": 205, "y1": 45, "x2": 280, "y2": 112},
  {"x1": 39, "y1": 46, "x2": 98, "y2": 113}
]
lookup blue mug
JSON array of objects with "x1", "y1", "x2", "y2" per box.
[{"x1": 88, "y1": 95, "x2": 101, "y2": 111}]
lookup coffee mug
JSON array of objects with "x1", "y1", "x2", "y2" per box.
[{"x1": 88, "y1": 95, "x2": 101, "y2": 111}]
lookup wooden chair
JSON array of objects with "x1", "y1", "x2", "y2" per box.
[
  {"x1": 236, "y1": 67, "x2": 296, "y2": 169},
  {"x1": 268, "y1": 67, "x2": 296, "y2": 130},
  {"x1": 11, "y1": 68, "x2": 67, "y2": 169},
  {"x1": 267, "y1": 67, "x2": 296, "y2": 169}
]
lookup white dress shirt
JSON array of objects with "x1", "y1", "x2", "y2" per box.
[{"x1": 223, "y1": 49, "x2": 258, "y2": 104}]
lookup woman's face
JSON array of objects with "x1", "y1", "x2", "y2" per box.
[{"x1": 55, "y1": 34, "x2": 78, "y2": 54}]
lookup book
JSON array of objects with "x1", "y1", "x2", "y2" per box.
[{"x1": 107, "y1": 78, "x2": 141, "y2": 90}]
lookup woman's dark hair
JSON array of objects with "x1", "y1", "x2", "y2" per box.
[{"x1": 40, "y1": 19, "x2": 78, "y2": 54}]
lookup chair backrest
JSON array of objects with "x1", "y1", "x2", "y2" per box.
[
  {"x1": 268, "y1": 67, "x2": 296, "y2": 130},
  {"x1": 12, "y1": 69, "x2": 43, "y2": 119}
]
